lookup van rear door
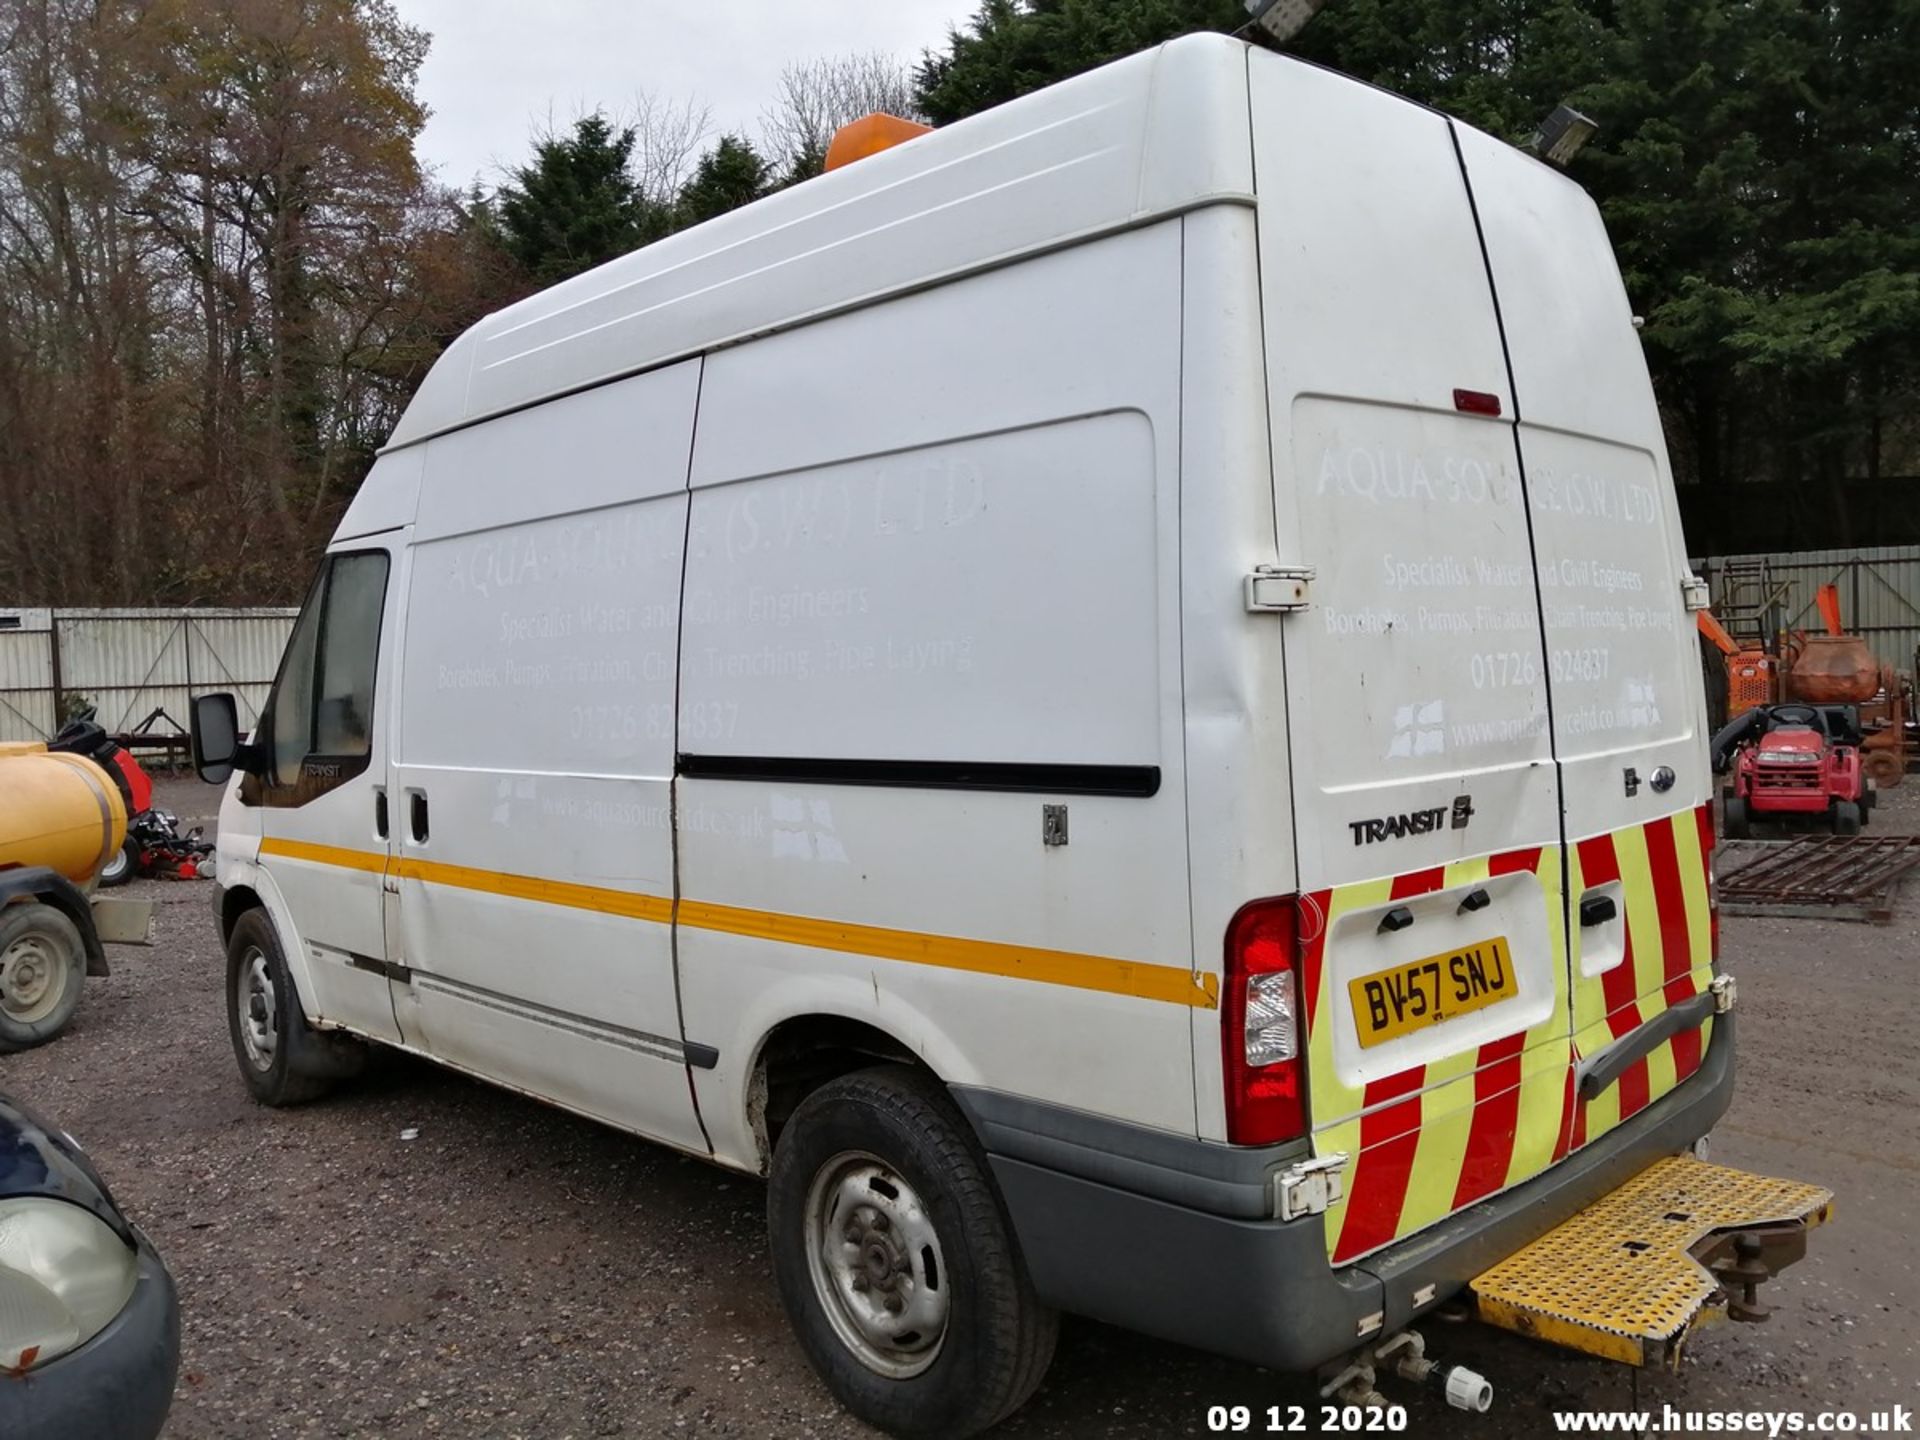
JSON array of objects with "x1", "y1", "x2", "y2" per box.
[
  {"x1": 1453, "y1": 129, "x2": 1717, "y2": 1151},
  {"x1": 1250, "y1": 57, "x2": 1574, "y2": 1265}
]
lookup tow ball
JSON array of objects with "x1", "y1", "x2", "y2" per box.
[
  {"x1": 1320, "y1": 1330, "x2": 1494, "y2": 1413},
  {"x1": 1694, "y1": 1222, "x2": 1808, "y2": 1326}
]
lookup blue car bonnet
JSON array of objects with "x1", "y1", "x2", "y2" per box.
[{"x1": 0, "y1": 1093, "x2": 135, "y2": 1246}]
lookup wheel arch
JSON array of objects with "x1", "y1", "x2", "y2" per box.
[
  {"x1": 747, "y1": 1012, "x2": 951, "y2": 1173},
  {"x1": 209, "y1": 864, "x2": 323, "y2": 1027},
  {"x1": 217, "y1": 882, "x2": 266, "y2": 945},
  {"x1": 0, "y1": 867, "x2": 107, "y2": 977}
]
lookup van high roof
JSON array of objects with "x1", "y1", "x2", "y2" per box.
[{"x1": 387, "y1": 33, "x2": 1259, "y2": 450}]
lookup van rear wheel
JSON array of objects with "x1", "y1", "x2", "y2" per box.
[{"x1": 767, "y1": 1065, "x2": 1057, "y2": 1438}]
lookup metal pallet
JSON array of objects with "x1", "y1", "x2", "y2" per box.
[{"x1": 1715, "y1": 835, "x2": 1920, "y2": 923}]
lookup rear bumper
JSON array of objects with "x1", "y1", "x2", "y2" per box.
[
  {"x1": 0, "y1": 1234, "x2": 179, "y2": 1440},
  {"x1": 963, "y1": 1012, "x2": 1735, "y2": 1373}
]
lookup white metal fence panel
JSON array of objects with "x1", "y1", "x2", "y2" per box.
[
  {"x1": 184, "y1": 613, "x2": 296, "y2": 731},
  {"x1": 0, "y1": 609, "x2": 56, "y2": 742},
  {"x1": 0, "y1": 608, "x2": 297, "y2": 746}
]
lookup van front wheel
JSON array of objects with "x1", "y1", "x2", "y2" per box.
[
  {"x1": 768, "y1": 1066, "x2": 1057, "y2": 1439},
  {"x1": 225, "y1": 909, "x2": 364, "y2": 1106}
]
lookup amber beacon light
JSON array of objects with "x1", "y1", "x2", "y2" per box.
[{"x1": 824, "y1": 113, "x2": 934, "y2": 172}]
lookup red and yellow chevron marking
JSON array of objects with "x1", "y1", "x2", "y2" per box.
[
  {"x1": 1307, "y1": 846, "x2": 1573, "y2": 1265},
  {"x1": 1308, "y1": 805, "x2": 1715, "y2": 1267},
  {"x1": 1567, "y1": 805, "x2": 1715, "y2": 1151}
]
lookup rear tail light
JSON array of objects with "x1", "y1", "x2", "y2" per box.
[{"x1": 1222, "y1": 897, "x2": 1306, "y2": 1145}]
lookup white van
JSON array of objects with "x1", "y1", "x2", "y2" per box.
[{"x1": 191, "y1": 35, "x2": 1826, "y2": 1437}]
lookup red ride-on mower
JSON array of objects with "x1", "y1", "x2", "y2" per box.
[{"x1": 1710, "y1": 702, "x2": 1874, "y2": 839}]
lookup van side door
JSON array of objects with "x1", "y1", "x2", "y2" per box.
[
  {"x1": 245, "y1": 540, "x2": 405, "y2": 1044},
  {"x1": 383, "y1": 359, "x2": 707, "y2": 1154}
]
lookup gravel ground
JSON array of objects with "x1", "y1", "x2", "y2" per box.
[{"x1": 1, "y1": 775, "x2": 1914, "y2": 1438}]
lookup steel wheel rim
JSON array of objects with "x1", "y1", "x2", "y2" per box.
[
  {"x1": 0, "y1": 933, "x2": 68, "y2": 1023},
  {"x1": 237, "y1": 947, "x2": 277, "y2": 1071},
  {"x1": 802, "y1": 1149, "x2": 949, "y2": 1379}
]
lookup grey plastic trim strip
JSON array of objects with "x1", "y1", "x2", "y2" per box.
[
  {"x1": 1576, "y1": 989, "x2": 1717, "y2": 1101},
  {"x1": 404, "y1": 970, "x2": 708, "y2": 1069},
  {"x1": 951, "y1": 1087, "x2": 1310, "y2": 1220}
]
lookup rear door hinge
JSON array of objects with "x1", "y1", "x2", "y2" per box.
[
  {"x1": 1682, "y1": 573, "x2": 1712, "y2": 613},
  {"x1": 1246, "y1": 564, "x2": 1314, "y2": 613},
  {"x1": 1273, "y1": 1151, "x2": 1346, "y2": 1220},
  {"x1": 1711, "y1": 974, "x2": 1736, "y2": 1013}
]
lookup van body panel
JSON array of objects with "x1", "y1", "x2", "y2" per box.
[
  {"x1": 1249, "y1": 52, "x2": 1575, "y2": 1260},
  {"x1": 334, "y1": 449, "x2": 423, "y2": 541},
  {"x1": 388, "y1": 38, "x2": 1254, "y2": 451},
  {"x1": 1453, "y1": 127, "x2": 1715, "y2": 1153},
  {"x1": 1177, "y1": 203, "x2": 1295, "y2": 1145},
  {"x1": 385, "y1": 364, "x2": 706, "y2": 1152},
  {"x1": 676, "y1": 224, "x2": 1198, "y2": 1157}
]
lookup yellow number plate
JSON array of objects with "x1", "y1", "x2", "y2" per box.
[{"x1": 1349, "y1": 937, "x2": 1516, "y2": 1049}]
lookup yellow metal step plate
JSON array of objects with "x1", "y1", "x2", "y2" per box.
[{"x1": 1472, "y1": 1156, "x2": 1833, "y2": 1366}]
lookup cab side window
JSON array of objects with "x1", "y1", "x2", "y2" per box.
[
  {"x1": 313, "y1": 552, "x2": 388, "y2": 759},
  {"x1": 270, "y1": 570, "x2": 325, "y2": 786},
  {"x1": 252, "y1": 550, "x2": 390, "y2": 804}
]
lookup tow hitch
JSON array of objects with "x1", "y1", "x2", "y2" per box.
[{"x1": 1470, "y1": 1155, "x2": 1832, "y2": 1367}]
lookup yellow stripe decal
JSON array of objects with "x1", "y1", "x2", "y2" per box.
[
  {"x1": 256, "y1": 837, "x2": 1214, "y2": 1009},
  {"x1": 392, "y1": 855, "x2": 675, "y2": 925},
  {"x1": 678, "y1": 898, "x2": 1217, "y2": 1007},
  {"x1": 259, "y1": 836, "x2": 389, "y2": 875}
]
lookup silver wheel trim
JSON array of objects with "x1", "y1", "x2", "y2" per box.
[
  {"x1": 101, "y1": 847, "x2": 130, "y2": 882},
  {"x1": 802, "y1": 1149, "x2": 950, "y2": 1380},
  {"x1": 237, "y1": 947, "x2": 278, "y2": 1071},
  {"x1": 0, "y1": 931, "x2": 71, "y2": 1024}
]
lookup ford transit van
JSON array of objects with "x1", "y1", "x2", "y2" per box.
[{"x1": 191, "y1": 35, "x2": 1828, "y2": 1438}]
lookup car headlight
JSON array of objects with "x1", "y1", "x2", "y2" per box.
[
  {"x1": 0, "y1": 1198, "x2": 138, "y2": 1371},
  {"x1": 1757, "y1": 749, "x2": 1814, "y2": 765}
]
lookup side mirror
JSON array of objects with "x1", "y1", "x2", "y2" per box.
[{"x1": 191, "y1": 693, "x2": 242, "y2": 785}]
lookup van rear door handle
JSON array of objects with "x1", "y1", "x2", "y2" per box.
[{"x1": 1580, "y1": 895, "x2": 1618, "y2": 927}]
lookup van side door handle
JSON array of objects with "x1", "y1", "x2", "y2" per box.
[
  {"x1": 408, "y1": 791, "x2": 429, "y2": 844},
  {"x1": 374, "y1": 787, "x2": 388, "y2": 841}
]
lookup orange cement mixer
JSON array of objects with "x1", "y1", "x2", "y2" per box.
[{"x1": 1787, "y1": 584, "x2": 1881, "y2": 705}]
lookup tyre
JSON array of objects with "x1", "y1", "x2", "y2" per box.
[
  {"x1": 225, "y1": 909, "x2": 366, "y2": 1106},
  {"x1": 97, "y1": 840, "x2": 138, "y2": 888},
  {"x1": 768, "y1": 1066, "x2": 1058, "y2": 1439},
  {"x1": 1723, "y1": 796, "x2": 1751, "y2": 840},
  {"x1": 1833, "y1": 800, "x2": 1862, "y2": 836},
  {"x1": 0, "y1": 903, "x2": 87, "y2": 1052}
]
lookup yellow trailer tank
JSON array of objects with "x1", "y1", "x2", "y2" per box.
[{"x1": 0, "y1": 749, "x2": 128, "y2": 885}]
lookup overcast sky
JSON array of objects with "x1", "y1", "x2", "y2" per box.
[{"x1": 393, "y1": 1, "x2": 971, "y2": 189}]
